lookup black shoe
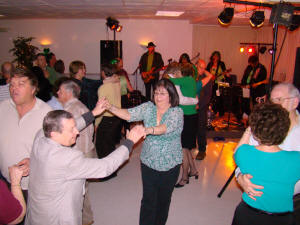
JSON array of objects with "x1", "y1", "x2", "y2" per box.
[
  {"x1": 188, "y1": 172, "x2": 199, "y2": 179},
  {"x1": 174, "y1": 179, "x2": 189, "y2": 188}
]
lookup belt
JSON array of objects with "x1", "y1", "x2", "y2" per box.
[{"x1": 242, "y1": 201, "x2": 292, "y2": 217}]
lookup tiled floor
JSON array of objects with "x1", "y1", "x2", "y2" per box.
[{"x1": 89, "y1": 138, "x2": 242, "y2": 225}]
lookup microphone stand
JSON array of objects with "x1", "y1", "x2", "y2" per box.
[{"x1": 132, "y1": 65, "x2": 140, "y2": 90}]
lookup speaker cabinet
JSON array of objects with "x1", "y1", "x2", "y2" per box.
[{"x1": 100, "y1": 40, "x2": 122, "y2": 66}]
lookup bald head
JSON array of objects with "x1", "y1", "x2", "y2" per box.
[
  {"x1": 196, "y1": 59, "x2": 206, "y2": 75},
  {"x1": 270, "y1": 83, "x2": 300, "y2": 112}
]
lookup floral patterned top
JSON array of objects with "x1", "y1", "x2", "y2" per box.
[{"x1": 128, "y1": 101, "x2": 183, "y2": 171}]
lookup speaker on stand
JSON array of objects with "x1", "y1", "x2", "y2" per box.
[{"x1": 100, "y1": 40, "x2": 122, "y2": 67}]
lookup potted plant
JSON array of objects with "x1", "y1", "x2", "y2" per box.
[{"x1": 9, "y1": 36, "x2": 39, "y2": 69}]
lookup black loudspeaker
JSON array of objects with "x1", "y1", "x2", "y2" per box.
[
  {"x1": 293, "y1": 47, "x2": 300, "y2": 111},
  {"x1": 100, "y1": 40, "x2": 122, "y2": 66},
  {"x1": 269, "y1": 3, "x2": 294, "y2": 26}
]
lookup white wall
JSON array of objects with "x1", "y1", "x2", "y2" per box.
[
  {"x1": 192, "y1": 24, "x2": 300, "y2": 83},
  {"x1": 193, "y1": 25, "x2": 259, "y2": 82},
  {"x1": 0, "y1": 19, "x2": 192, "y2": 92}
]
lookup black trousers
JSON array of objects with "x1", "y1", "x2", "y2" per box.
[
  {"x1": 211, "y1": 84, "x2": 225, "y2": 117},
  {"x1": 139, "y1": 163, "x2": 180, "y2": 225},
  {"x1": 95, "y1": 116, "x2": 121, "y2": 159},
  {"x1": 232, "y1": 201, "x2": 294, "y2": 225},
  {"x1": 197, "y1": 105, "x2": 208, "y2": 152},
  {"x1": 121, "y1": 95, "x2": 130, "y2": 132}
]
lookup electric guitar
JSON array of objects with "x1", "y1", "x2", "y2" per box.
[
  {"x1": 141, "y1": 66, "x2": 167, "y2": 83},
  {"x1": 215, "y1": 68, "x2": 232, "y2": 83}
]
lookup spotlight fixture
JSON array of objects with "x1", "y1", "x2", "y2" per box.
[
  {"x1": 247, "y1": 46, "x2": 255, "y2": 54},
  {"x1": 106, "y1": 17, "x2": 122, "y2": 32},
  {"x1": 259, "y1": 46, "x2": 267, "y2": 54},
  {"x1": 289, "y1": 14, "x2": 300, "y2": 31},
  {"x1": 218, "y1": 7, "x2": 234, "y2": 25},
  {"x1": 268, "y1": 48, "x2": 274, "y2": 55},
  {"x1": 116, "y1": 25, "x2": 122, "y2": 32},
  {"x1": 240, "y1": 47, "x2": 245, "y2": 53},
  {"x1": 250, "y1": 11, "x2": 265, "y2": 28}
]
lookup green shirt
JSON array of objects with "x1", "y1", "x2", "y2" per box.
[
  {"x1": 146, "y1": 53, "x2": 154, "y2": 72},
  {"x1": 170, "y1": 76, "x2": 197, "y2": 115},
  {"x1": 128, "y1": 102, "x2": 183, "y2": 171},
  {"x1": 120, "y1": 76, "x2": 128, "y2": 96},
  {"x1": 46, "y1": 66, "x2": 58, "y2": 85}
]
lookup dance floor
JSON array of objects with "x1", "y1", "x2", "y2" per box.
[{"x1": 89, "y1": 138, "x2": 243, "y2": 225}]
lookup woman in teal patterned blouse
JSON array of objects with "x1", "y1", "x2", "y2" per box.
[{"x1": 105, "y1": 78, "x2": 183, "y2": 225}]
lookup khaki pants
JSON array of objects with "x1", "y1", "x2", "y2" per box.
[{"x1": 82, "y1": 149, "x2": 97, "y2": 225}]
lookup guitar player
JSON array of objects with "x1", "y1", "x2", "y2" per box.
[
  {"x1": 239, "y1": 55, "x2": 267, "y2": 120},
  {"x1": 139, "y1": 42, "x2": 164, "y2": 101},
  {"x1": 206, "y1": 51, "x2": 230, "y2": 117}
]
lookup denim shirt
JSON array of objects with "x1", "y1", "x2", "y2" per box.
[{"x1": 128, "y1": 101, "x2": 183, "y2": 171}]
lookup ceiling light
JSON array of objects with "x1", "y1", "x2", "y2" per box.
[
  {"x1": 155, "y1": 11, "x2": 184, "y2": 17},
  {"x1": 250, "y1": 11, "x2": 265, "y2": 28},
  {"x1": 218, "y1": 7, "x2": 234, "y2": 25}
]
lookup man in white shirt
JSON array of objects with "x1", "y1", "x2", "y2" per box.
[{"x1": 0, "y1": 67, "x2": 52, "y2": 196}]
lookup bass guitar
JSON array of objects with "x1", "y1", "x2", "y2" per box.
[{"x1": 141, "y1": 66, "x2": 167, "y2": 83}]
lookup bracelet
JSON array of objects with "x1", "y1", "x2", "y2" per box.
[{"x1": 152, "y1": 127, "x2": 154, "y2": 134}]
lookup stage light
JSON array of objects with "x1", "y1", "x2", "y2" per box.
[
  {"x1": 240, "y1": 47, "x2": 245, "y2": 53},
  {"x1": 249, "y1": 11, "x2": 265, "y2": 28},
  {"x1": 259, "y1": 46, "x2": 267, "y2": 54},
  {"x1": 218, "y1": 7, "x2": 234, "y2": 25},
  {"x1": 106, "y1": 17, "x2": 123, "y2": 32},
  {"x1": 268, "y1": 48, "x2": 274, "y2": 54},
  {"x1": 289, "y1": 14, "x2": 300, "y2": 31},
  {"x1": 116, "y1": 25, "x2": 122, "y2": 32},
  {"x1": 247, "y1": 47, "x2": 255, "y2": 54}
]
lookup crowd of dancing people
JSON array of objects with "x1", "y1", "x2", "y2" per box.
[{"x1": 0, "y1": 42, "x2": 300, "y2": 225}]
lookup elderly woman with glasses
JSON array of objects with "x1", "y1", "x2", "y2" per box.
[{"x1": 103, "y1": 78, "x2": 183, "y2": 225}]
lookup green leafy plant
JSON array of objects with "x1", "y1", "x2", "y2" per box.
[{"x1": 9, "y1": 36, "x2": 39, "y2": 69}]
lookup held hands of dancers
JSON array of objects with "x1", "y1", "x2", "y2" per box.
[
  {"x1": 92, "y1": 97, "x2": 108, "y2": 117},
  {"x1": 9, "y1": 165, "x2": 25, "y2": 187},
  {"x1": 126, "y1": 125, "x2": 147, "y2": 144}
]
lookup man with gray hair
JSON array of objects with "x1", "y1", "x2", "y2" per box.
[
  {"x1": 26, "y1": 99, "x2": 146, "y2": 225},
  {"x1": 0, "y1": 61, "x2": 14, "y2": 101},
  {"x1": 57, "y1": 78, "x2": 95, "y2": 225},
  {"x1": 235, "y1": 82, "x2": 300, "y2": 223}
]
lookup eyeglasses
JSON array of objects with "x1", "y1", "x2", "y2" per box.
[
  {"x1": 270, "y1": 96, "x2": 295, "y2": 103},
  {"x1": 154, "y1": 92, "x2": 169, "y2": 96}
]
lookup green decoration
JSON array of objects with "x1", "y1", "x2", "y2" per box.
[
  {"x1": 9, "y1": 36, "x2": 39, "y2": 70},
  {"x1": 43, "y1": 48, "x2": 50, "y2": 55}
]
